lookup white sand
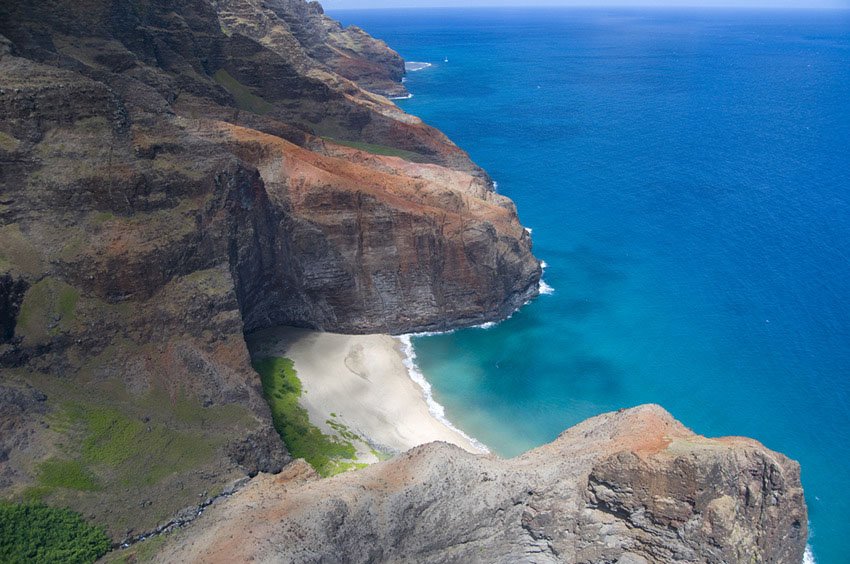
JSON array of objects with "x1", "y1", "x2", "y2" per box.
[{"x1": 247, "y1": 327, "x2": 483, "y2": 458}]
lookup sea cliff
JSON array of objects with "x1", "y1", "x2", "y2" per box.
[{"x1": 0, "y1": 0, "x2": 806, "y2": 561}]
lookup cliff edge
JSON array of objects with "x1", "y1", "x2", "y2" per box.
[{"x1": 153, "y1": 405, "x2": 808, "y2": 563}]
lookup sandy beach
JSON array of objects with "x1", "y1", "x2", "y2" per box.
[{"x1": 247, "y1": 327, "x2": 484, "y2": 460}]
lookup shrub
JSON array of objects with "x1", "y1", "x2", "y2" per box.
[{"x1": 0, "y1": 503, "x2": 111, "y2": 563}]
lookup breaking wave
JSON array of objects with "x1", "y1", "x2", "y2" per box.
[{"x1": 397, "y1": 334, "x2": 490, "y2": 454}]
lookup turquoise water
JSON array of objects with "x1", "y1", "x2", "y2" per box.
[{"x1": 333, "y1": 8, "x2": 850, "y2": 561}]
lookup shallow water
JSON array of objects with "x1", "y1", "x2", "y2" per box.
[{"x1": 334, "y1": 8, "x2": 850, "y2": 561}]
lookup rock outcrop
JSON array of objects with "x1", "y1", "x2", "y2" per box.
[{"x1": 152, "y1": 405, "x2": 808, "y2": 563}]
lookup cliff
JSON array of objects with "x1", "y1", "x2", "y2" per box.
[
  {"x1": 0, "y1": 0, "x2": 537, "y2": 541},
  {"x1": 153, "y1": 405, "x2": 808, "y2": 563},
  {"x1": 0, "y1": 0, "x2": 807, "y2": 561}
]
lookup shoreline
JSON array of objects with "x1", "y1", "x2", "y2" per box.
[
  {"x1": 396, "y1": 335, "x2": 491, "y2": 453},
  {"x1": 247, "y1": 327, "x2": 487, "y2": 462}
]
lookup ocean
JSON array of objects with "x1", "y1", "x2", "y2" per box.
[{"x1": 332, "y1": 8, "x2": 850, "y2": 562}]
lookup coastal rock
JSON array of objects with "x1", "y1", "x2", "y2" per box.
[
  {"x1": 0, "y1": 0, "x2": 537, "y2": 539},
  {"x1": 219, "y1": 123, "x2": 539, "y2": 333},
  {"x1": 215, "y1": 0, "x2": 408, "y2": 97},
  {"x1": 151, "y1": 405, "x2": 808, "y2": 563}
]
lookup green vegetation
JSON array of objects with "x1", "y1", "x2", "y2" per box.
[
  {"x1": 0, "y1": 224, "x2": 43, "y2": 275},
  {"x1": 371, "y1": 448, "x2": 393, "y2": 462},
  {"x1": 57, "y1": 287, "x2": 79, "y2": 320},
  {"x1": 253, "y1": 357, "x2": 359, "y2": 477},
  {"x1": 326, "y1": 419, "x2": 362, "y2": 443},
  {"x1": 66, "y1": 404, "x2": 215, "y2": 486},
  {"x1": 330, "y1": 461, "x2": 369, "y2": 473},
  {"x1": 36, "y1": 459, "x2": 99, "y2": 492},
  {"x1": 15, "y1": 365, "x2": 259, "y2": 538},
  {"x1": 92, "y1": 211, "x2": 115, "y2": 224},
  {"x1": 0, "y1": 503, "x2": 110, "y2": 564},
  {"x1": 58, "y1": 233, "x2": 87, "y2": 261},
  {"x1": 16, "y1": 278, "x2": 80, "y2": 344},
  {"x1": 322, "y1": 137, "x2": 427, "y2": 162},
  {"x1": 213, "y1": 69, "x2": 274, "y2": 115},
  {"x1": 28, "y1": 403, "x2": 218, "y2": 502}
]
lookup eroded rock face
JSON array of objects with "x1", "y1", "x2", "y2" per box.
[
  {"x1": 0, "y1": 0, "x2": 537, "y2": 540},
  {"x1": 216, "y1": 0, "x2": 408, "y2": 97},
  {"x1": 153, "y1": 406, "x2": 808, "y2": 564},
  {"x1": 214, "y1": 123, "x2": 539, "y2": 333}
]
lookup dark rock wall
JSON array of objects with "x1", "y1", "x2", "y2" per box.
[{"x1": 0, "y1": 274, "x2": 27, "y2": 343}]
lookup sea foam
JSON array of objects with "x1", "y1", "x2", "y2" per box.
[
  {"x1": 405, "y1": 61, "x2": 432, "y2": 72},
  {"x1": 804, "y1": 545, "x2": 816, "y2": 564},
  {"x1": 397, "y1": 334, "x2": 490, "y2": 453}
]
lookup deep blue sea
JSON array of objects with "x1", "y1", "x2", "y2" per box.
[{"x1": 333, "y1": 8, "x2": 850, "y2": 562}]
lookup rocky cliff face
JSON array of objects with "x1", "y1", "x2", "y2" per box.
[
  {"x1": 153, "y1": 405, "x2": 808, "y2": 563},
  {"x1": 0, "y1": 0, "x2": 537, "y2": 541},
  {"x1": 215, "y1": 0, "x2": 408, "y2": 97}
]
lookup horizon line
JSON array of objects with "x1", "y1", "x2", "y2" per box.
[{"x1": 327, "y1": 4, "x2": 850, "y2": 11}]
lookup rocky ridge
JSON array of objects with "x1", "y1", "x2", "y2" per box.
[{"x1": 153, "y1": 405, "x2": 808, "y2": 563}]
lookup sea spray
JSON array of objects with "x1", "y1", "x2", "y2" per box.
[
  {"x1": 804, "y1": 545, "x2": 816, "y2": 564},
  {"x1": 539, "y1": 259, "x2": 554, "y2": 295},
  {"x1": 397, "y1": 334, "x2": 490, "y2": 454}
]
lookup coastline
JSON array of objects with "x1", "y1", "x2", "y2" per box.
[
  {"x1": 247, "y1": 327, "x2": 487, "y2": 463},
  {"x1": 396, "y1": 334, "x2": 490, "y2": 453}
]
